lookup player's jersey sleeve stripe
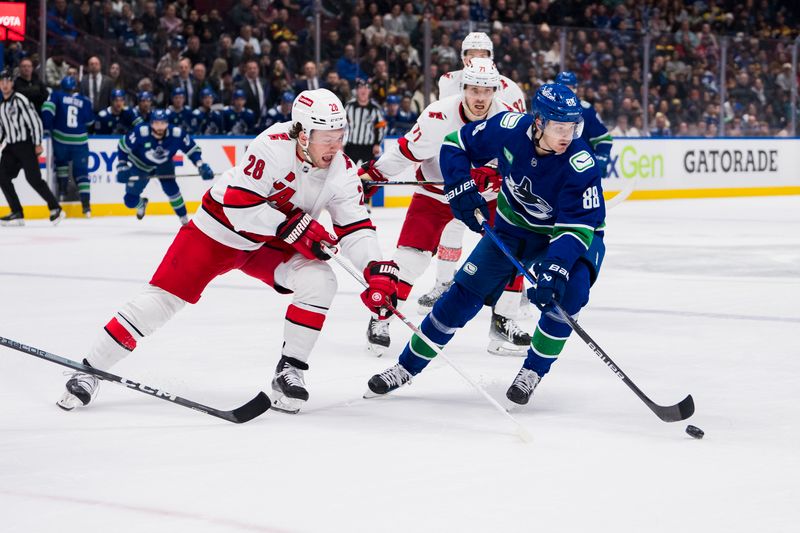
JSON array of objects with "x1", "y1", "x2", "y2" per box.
[
  {"x1": 333, "y1": 218, "x2": 376, "y2": 239},
  {"x1": 442, "y1": 130, "x2": 463, "y2": 150},
  {"x1": 589, "y1": 132, "x2": 613, "y2": 148},
  {"x1": 551, "y1": 224, "x2": 594, "y2": 249},
  {"x1": 397, "y1": 137, "x2": 422, "y2": 162},
  {"x1": 222, "y1": 185, "x2": 269, "y2": 209}
]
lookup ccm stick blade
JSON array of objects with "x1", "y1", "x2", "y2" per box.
[{"x1": 0, "y1": 336, "x2": 271, "y2": 424}]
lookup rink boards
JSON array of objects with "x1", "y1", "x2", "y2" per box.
[{"x1": 2, "y1": 136, "x2": 799, "y2": 218}]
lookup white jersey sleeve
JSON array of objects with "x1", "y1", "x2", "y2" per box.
[
  {"x1": 498, "y1": 75, "x2": 527, "y2": 113},
  {"x1": 437, "y1": 70, "x2": 462, "y2": 99},
  {"x1": 325, "y1": 153, "x2": 381, "y2": 271}
]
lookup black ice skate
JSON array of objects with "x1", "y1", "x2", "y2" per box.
[
  {"x1": 0, "y1": 211, "x2": 24, "y2": 226},
  {"x1": 366, "y1": 317, "x2": 390, "y2": 356},
  {"x1": 81, "y1": 197, "x2": 91, "y2": 218},
  {"x1": 49, "y1": 207, "x2": 66, "y2": 225},
  {"x1": 506, "y1": 367, "x2": 542, "y2": 406},
  {"x1": 364, "y1": 363, "x2": 412, "y2": 398},
  {"x1": 487, "y1": 312, "x2": 531, "y2": 356},
  {"x1": 416, "y1": 280, "x2": 453, "y2": 314},
  {"x1": 57, "y1": 360, "x2": 100, "y2": 411},
  {"x1": 271, "y1": 356, "x2": 309, "y2": 414},
  {"x1": 136, "y1": 197, "x2": 149, "y2": 220}
]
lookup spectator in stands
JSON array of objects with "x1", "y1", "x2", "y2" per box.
[
  {"x1": 160, "y1": 3, "x2": 184, "y2": 37},
  {"x1": 183, "y1": 36, "x2": 209, "y2": 68},
  {"x1": 268, "y1": 9, "x2": 298, "y2": 44},
  {"x1": 193, "y1": 63, "x2": 212, "y2": 95},
  {"x1": 276, "y1": 41, "x2": 299, "y2": 80},
  {"x1": 399, "y1": 2, "x2": 419, "y2": 35},
  {"x1": 384, "y1": 5, "x2": 405, "y2": 38},
  {"x1": 140, "y1": 1, "x2": 159, "y2": 34},
  {"x1": 157, "y1": 37, "x2": 185, "y2": 75},
  {"x1": 45, "y1": 55, "x2": 70, "y2": 90},
  {"x1": 234, "y1": 25, "x2": 262, "y2": 59},
  {"x1": 294, "y1": 61, "x2": 322, "y2": 92},
  {"x1": 121, "y1": 18, "x2": 154, "y2": 58},
  {"x1": 322, "y1": 31, "x2": 345, "y2": 65},
  {"x1": 237, "y1": 59, "x2": 269, "y2": 122},
  {"x1": 154, "y1": 66, "x2": 174, "y2": 107},
  {"x1": 80, "y1": 57, "x2": 113, "y2": 113},
  {"x1": 609, "y1": 114, "x2": 641, "y2": 137},
  {"x1": 228, "y1": 0, "x2": 257, "y2": 31},
  {"x1": 650, "y1": 112, "x2": 672, "y2": 137},
  {"x1": 171, "y1": 58, "x2": 198, "y2": 109},
  {"x1": 337, "y1": 45, "x2": 367, "y2": 85},
  {"x1": 13, "y1": 58, "x2": 48, "y2": 112},
  {"x1": 47, "y1": 0, "x2": 78, "y2": 42}
]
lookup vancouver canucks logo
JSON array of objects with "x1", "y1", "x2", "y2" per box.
[
  {"x1": 506, "y1": 174, "x2": 553, "y2": 220},
  {"x1": 145, "y1": 145, "x2": 171, "y2": 164}
]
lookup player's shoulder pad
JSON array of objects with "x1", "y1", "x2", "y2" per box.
[
  {"x1": 171, "y1": 126, "x2": 183, "y2": 137},
  {"x1": 98, "y1": 109, "x2": 108, "y2": 118},
  {"x1": 137, "y1": 124, "x2": 150, "y2": 137},
  {"x1": 580, "y1": 100, "x2": 592, "y2": 109}
]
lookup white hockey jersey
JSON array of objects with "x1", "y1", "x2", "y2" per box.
[
  {"x1": 374, "y1": 93, "x2": 513, "y2": 203},
  {"x1": 192, "y1": 121, "x2": 380, "y2": 270},
  {"x1": 438, "y1": 70, "x2": 527, "y2": 113}
]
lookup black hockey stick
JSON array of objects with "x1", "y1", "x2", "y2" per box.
[
  {"x1": 360, "y1": 180, "x2": 439, "y2": 186},
  {"x1": 476, "y1": 214, "x2": 694, "y2": 423},
  {"x1": 0, "y1": 336, "x2": 271, "y2": 424}
]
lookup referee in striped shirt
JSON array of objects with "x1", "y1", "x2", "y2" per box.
[
  {"x1": 344, "y1": 78, "x2": 387, "y2": 165},
  {"x1": 0, "y1": 69, "x2": 63, "y2": 226}
]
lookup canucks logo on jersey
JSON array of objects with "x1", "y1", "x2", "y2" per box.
[
  {"x1": 504, "y1": 174, "x2": 553, "y2": 220},
  {"x1": 144, "y1": 144, "x2": 172, "y2": 165}
]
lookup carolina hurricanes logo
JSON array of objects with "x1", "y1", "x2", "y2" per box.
[
  {"x1": 506, "y1": 175, "x2": 553, "y2": 220},
  {"x1": 371, "y1": 292, "x2": 383, "y2": 302}
]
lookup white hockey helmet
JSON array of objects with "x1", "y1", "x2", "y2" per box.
[
  {"x1": 461, "y1": 32, "x2": 494, "y2": 60},
  {"x1": 291, "y1": 89, "x2": 347, "y2": 140},
  {"x1": 460, "y1": 57, "x2": 501, "y2": 91}
]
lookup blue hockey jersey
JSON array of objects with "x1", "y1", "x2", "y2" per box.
[
  {"x1": 261, "y1": 105, "x2": 291, "y2": 130},
  {"x1": 166, "y1": 105, "x2": 194, "y2": 131},
  {"x1": 188, "y1": 107, "x2": 222, "y2": 135},
  {"x1": 219, "y1": 106, "x2": 256, "y2": 135},
  {"x1": 40, "y1": 91, "x2": 94, "y2": 145},
  {"x1": 118, "y1": 123, "x2": 203, "y2": 173},
  {"x1": 441, "y1": 111, "x2": 605, "y2": 270},
  {"x1": 121, "y1": 106, "x2": 151, "y2": 131},
  {"x1": 579, "y1": 100, "x2": 612, "y2": 158},
  {"x1": 94, "y1": 106, "x2": 129, "y2": 134}
]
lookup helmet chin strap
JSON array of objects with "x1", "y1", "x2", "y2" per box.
[
  {"x1": 298, "y1": 134, "x2": 318, "y2": 167},
  {"x1": 533, "y1": 125, "x2": 556, "y2": 155}
]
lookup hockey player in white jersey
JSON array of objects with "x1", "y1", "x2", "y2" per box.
[
  {"x1": 422, "y1": 32, "x2": 531, "y2": 355},
  {"x1": 360, "y1": 58, "x2": 525, "y2": 356},
  {"x1": 56, "y1": 89, "x2": 398, "y2": 414}
]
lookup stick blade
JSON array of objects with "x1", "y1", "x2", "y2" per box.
[
  {"x1": 228, "y1": 392, "x2": 271, "y2": 423},
  {"x1": 652, "y1": 394, "x2": 695, "y2": 423}
]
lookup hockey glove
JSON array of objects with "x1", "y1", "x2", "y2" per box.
[
  {"x1": 471, "y1": 166, "x2": 502, "y2": 193},
  {"x1": 528, "y1": 261, "x2": 569, "y2": 312},
  {"x1": 276, "y1": 209, "x2": 338, "y2": 261},
  {"x1": 595, "y1": 153, "x2": 609, "y2": 179},
  {"x1": 198, "y1": 162, "x2": 215, "y2": 181},
  {"x1": 361, "y1": 260, "x2": 399, "y2": 319},
  {"x1": 358, "y1": 159, "x2": 388, "y2": 200},
  {"x1": 116, "y1": 161, "x2": 134, "y2": 184},
  {"x1": 444, "y1": 178, "x2": 490, "y2": 233}
]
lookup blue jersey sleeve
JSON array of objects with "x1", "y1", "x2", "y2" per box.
[
  {"x1": 81, "y1": 97, "x2": 95, "y2": 129},
  {"x1": 41, "y1": 95, "x2": 56, "y2": 132},
  {"x1": 581, "y1": 104, "x2": 612, "y2": 158},
  {"x1": 176, "y1": 127, "x2": 203, "y2": 165},
  {"x1": 118, "y1": 128, "x2": 138, "y2": 166}
]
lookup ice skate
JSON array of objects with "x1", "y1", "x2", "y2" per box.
[
  {"x1": 506, "y1": 367, "x2": 541, "y2": 406},
  {"x1": 487, "y1": 312, "x2": 530, "y2": 356},
  {"x1": 49, "y1": 207, "x2": 66, "y2": 225},
  {"x1": 364, "y1": 363, "x2": 412, "y2": 398},
  {"x1": 366, "y1": 317, "x2": 390, "y2": 356},
  {"x1": 270, "y1": 356, "x2": 309, "y2": 414},
  {"x1": 0, "y1": 211, "x2": 24, "y2": 226},
  {"x1": 136, "y1": 197, "x2": 149, "y2": 220},
  {"x1": 416, "y1": 280, "x2": 453, "y2": 314},
  {"x1": 81, "y1": 198, "x2": 91, "y2": 218},
  {"x1": 56, "y1": 364, "x2": 100, "y2": 411}
]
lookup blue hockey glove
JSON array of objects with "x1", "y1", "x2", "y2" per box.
[
  {"x1": 116, "y1": 161, "x2": 134, "y2": 184},
  {"x1": 444, "y1": 178, "x2": 489, "y2": 233},
  {"x1": 528, "y1": 261, "x2": 569, "y2": 312},
  {"x1": 198, "y1": 162, "x2": 214, "y2": 181},
  {"x1": 595, "y1": 153, "x2": 609, "y2": 179}
]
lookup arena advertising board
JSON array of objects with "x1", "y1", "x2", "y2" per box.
[
  {"x1": 2, "y1": 137, "x2": 798, "y2": 218},
  {"x1": 0, "y1": 2, "x2": 26, "y2": 41}
]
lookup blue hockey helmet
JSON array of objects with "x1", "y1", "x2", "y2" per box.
[
  {"x1": 281, "y1": 91, "x2": 295, "y2": 103},
  {"x1": 150, "y1": 109, "x2": 169, "y2": 123},
  {"x1": 532, "y1": 83, "x2": 584, "y2": 139},
  {"x1": 386, "y1": 94, "x2": 401, "y2": 104},
  {"x1": 60, "y1": 76, "x2": 78, "y2": 92},
  {"x1": 171, "y1": 86, "x2": 186, "y2": 98},
  {"x1": 111, "y1": 88, "x2": 126, "y2": 100},
  {"x1": 555, "y1": 71, "x2": 577, "y2": 87},
  {"x1": 137, "y1": 91, "x2": 153, "y2": 102},
  {"x1": 199, "y1": 87, "x2": 215, "y2": 100},
  {"x1": 232, "y1": 88, "x2": 247, "y2": 100}
]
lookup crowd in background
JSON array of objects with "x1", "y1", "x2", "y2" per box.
[{"x1": 5, "y1": 0, "x2": 799, "y2": 138}]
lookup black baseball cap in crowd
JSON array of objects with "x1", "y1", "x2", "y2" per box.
[
  {"x1": 0, "y1": 68, "x2": 13, "y2": 80},
  {"x1": 355, "y1": 77, "x2": 369, "y2": 87}
]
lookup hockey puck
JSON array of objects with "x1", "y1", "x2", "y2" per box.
[{"x1": 685, "y1": 425, "x2": 704, "y2": 439}]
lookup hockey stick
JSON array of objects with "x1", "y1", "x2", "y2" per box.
[
  {"x1": 360, "y1": 180, "x2": 439, "y2": 186},
  {"x1": 604, "y1": 175, "x2": 637, "y2": 210},
  {"x1": 129, "y1": 172, "x2": 222, "y2": 181},
  {"x1": 0, "y1": 335, "x2": 271, "y2": 424},
  {"x1": 322, "y1": 244, "x2": 533, "y2": 442},
  {"x1": 475, "y1": 213, "x2": 695, "y2": 423}
]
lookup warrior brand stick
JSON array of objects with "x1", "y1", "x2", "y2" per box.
[
  {"x1": 0, "y1": 336, "x2": 271, "y2": 424},
  {"x1": 323, "y1": 244, "x2": 533, "y2": 443},
  {"x1": 476, "y1": 213, "x2": 695, "y2": 423}
]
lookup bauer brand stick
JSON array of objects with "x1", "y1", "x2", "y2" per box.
[
  {"x1": 322, "y1": 244, "x2": 533, "y2": 442},
  {"x1": 0, "y1": 336, "x2": 270, "y2": 423},
  {"x1": 475, "y1": 212, "x2": 694, "y2": 423}
]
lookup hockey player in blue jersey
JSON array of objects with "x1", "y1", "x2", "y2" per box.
[
  {"x1": 188, "y1": 88, "x2": 221, "y2": 134},
  {"x1": 116, "y1": 109, "x2": 215, "y2": 224},
  {"x1": 166, "y1": 87, "x2": 193, "y2": 131},
  {"x1": 41, "y1": 76, "x2": 95, "y2": 216},
  {"x1": 121, "y1": 91, "x2": 153, "y2": 131},
  {"x1": 555, "y1": 71, "x2": 613, "y2": 178},
  {"x1": 94, "y1": 89, "x2": 129, "y2": 135},
  {"x1": 261, "y1": 91, "x2": 294, "y2": 130},
  {"x1": 367, "y1": 84, "x2": 606, "y2": 406},
  {"x1": 219, "y1": 89, "x2": 256, "y2": 135}
]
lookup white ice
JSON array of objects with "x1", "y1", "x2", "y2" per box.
[{"x1": 1, "y1": 196, "x2": 799, "y2": 533}]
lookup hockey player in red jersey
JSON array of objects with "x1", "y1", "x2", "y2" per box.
[
  {"x1": 57, "y1": 89, "x2": 398, "y2": 414},
  {"x1": 360, "y1": 58, "x2": 528, "y2": 356}
]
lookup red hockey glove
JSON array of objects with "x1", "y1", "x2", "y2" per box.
[
  {"x1": 470, "y1": 166, "x2": 502, "y2": 193},
  {"x1": 361, "y1": 260, "x2": 399, "y2": 319},
  {"x1": 358, "y1": 159, "x2": 388, "y2": 199},
  {"x1": 276, "y1": 209, "x2": 338, "y2": 260}
]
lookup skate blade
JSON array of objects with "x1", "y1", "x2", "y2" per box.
[
  {"x1": 363, "y1": 387, "x2": 384, "y2": 399},
  {"x1": 56, "y1": 392, "x2": 82, "y2": 411},
  {"x1": 0, "y1": 220, "x2": 24, "y2": 227},
  {"x1": 366, "y1": 342, "x2": 388, "y2": 358},
  {"x1": 51, "y1": 210, "x2": 66, "y2": 226},
  {"x1": 271, "y1": 395, "x2": 304, "y2": 414},
  {"x1": 487, "y1": 340, "x2": 528, "y2": 357}
]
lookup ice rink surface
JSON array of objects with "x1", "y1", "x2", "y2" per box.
[{"x1": 1, "y1": 196, "x2": 798, "y2": 533}]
